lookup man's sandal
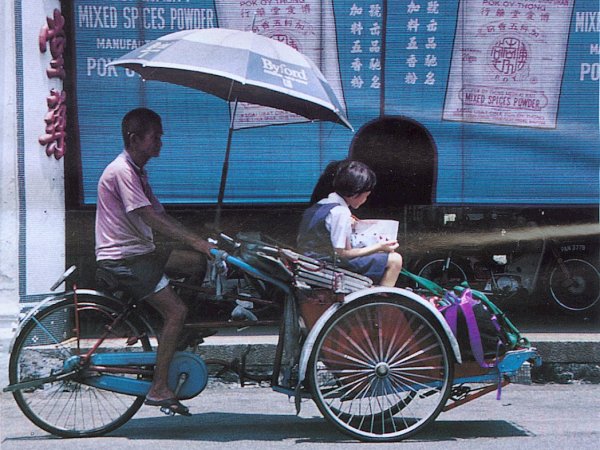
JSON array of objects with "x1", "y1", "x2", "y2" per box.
[{"x1": 144, "y1": 397, "x2": 191, "y2": 416}]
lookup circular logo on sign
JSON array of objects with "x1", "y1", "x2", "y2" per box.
[{"x1": 490, "y1": 36, "x2": 528, "y2": 76}]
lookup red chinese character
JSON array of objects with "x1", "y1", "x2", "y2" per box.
[
  {"x1": 39, "y1": 89, "x2": 67, "y2": 159},
  {"x1": 39, "y1": 9, "x2": 66, "y2": 79}
]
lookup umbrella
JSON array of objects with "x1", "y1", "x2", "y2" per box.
[{"x1": 108, "y1": 28, "x2": 352, "y2": 216}]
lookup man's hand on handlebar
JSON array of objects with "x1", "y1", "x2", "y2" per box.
[{"x1": 190, "y1": 238, "x2": 217, "y2": 257}]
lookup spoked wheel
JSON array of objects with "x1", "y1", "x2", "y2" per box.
[
  {"x1": 308, "y1": 295, "x2": 454, "y2": 442},
  {"x1": 549, "y1": 259, "x2": 600, "y2": 314},
  {"x1": 417, "y1": 259, "x2": 467, "y2": 290},
  {"x1": 9, "y1": 296, "x2": 152, "y2": 437},
  {"x1": 328, "y1": 391, "x2": 418, "y2": 423}
]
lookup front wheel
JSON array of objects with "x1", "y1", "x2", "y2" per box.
[
  {"x1": 9, "y1": 296, "x2": 152, "y2": 437},
  {"x1": 548, "y1": 259, "x2": 600, "y2": 314},
  {"x1": 308, "y1": 295, "x2": 454, "y2": 442}
]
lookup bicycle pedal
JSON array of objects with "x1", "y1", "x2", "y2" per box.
[{"x1": 160, "y1": 406, "x2": 176, "y2": 416}]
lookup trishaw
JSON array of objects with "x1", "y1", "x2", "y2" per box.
[{"x1": 4, "y1": 234, "x2": 541, "y2": 442}]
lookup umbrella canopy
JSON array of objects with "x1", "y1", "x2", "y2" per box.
[{"x1": 108, "y1": 28, "x2": 351, "y2": 129}]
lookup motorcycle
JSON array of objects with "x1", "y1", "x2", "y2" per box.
[{"x1": 413, "y1": 229, "x2": 599, "y2": 315}]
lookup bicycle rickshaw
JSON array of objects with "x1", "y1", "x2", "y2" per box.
[{"x1": 4, "y1": 234, "x2": 541, "y2": 442}]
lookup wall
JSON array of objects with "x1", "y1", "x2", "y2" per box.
[
  {"x1": 0, "y1": 0, "x2": 66, "y2": 351},
  {"x1": 0, "y1": 1, "x2": 19, "y2": 350}
]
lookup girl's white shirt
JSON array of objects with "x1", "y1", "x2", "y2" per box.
[{"x1": 317, "y1": 192, "x2": 352, "y2": 250}]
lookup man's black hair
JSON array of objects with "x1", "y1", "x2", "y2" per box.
[{"x1": 121, "y1": 108, "x2": 162, "y2": 148}]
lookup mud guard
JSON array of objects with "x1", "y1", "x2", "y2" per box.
[
  {"x1": 9, "y1": 289, "x2": 156, "y2": 352},
  {"x1": 296, "y1": 286, "x2": 462, "y2": 396}
]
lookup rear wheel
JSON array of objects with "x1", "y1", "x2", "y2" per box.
[
  {"x1": 549, "y1": 259, "x2": 600, "y2": 314},
  {"x1": 308, "y1": 295, "x2": 454, "y2": 442},
  {"x1": 9, "y1": 296, "x2": 152, "y2": 437}
]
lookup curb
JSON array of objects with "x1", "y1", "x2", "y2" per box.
[
  {"x1": 2, "y1": 331, "x2": 599, "y2": 389},
  {"x1": 193, "y1": 330, "x2": 600, "y2": 364},
  {"x1": 526, "y1": 333, "x2": 600, "y2": 364},
  {"x1": 192, "y1": 330, "x2": 600, "y2": 385}
]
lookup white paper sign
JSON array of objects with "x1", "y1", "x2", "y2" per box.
[
  {"x1": 351, "y1": 219, "x2": 399, "y2": 248},
  {"x1": 443, "y1": 0, "x2": 574, "y2": 129},
  {"x1": 215, "y1": 0, "x2": 345, "y2": 129}
]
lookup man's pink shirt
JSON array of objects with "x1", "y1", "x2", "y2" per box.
[{"x1": 95, "y1": 151, "x2": 164, "y2": 260}]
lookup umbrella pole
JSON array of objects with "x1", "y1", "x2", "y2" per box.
[{"x1": 215, "y1": 98, "x2": 239, "y2": 228}]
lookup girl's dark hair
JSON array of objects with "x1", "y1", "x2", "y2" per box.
[
  {"x1": 121, "y1": 108, "x2": 162, "y2": 148},
  {"x1": 310, "y1": 160, "x2": 344, "y2": 204},
  {"x1": 333, "y1": 160, "x2": 377, "y2": 197}
]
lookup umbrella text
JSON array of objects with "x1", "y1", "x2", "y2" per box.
[{"x1": 261, "y1": 57, "x2": 308, "y2": 87}]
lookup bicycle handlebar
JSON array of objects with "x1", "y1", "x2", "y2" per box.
[
  {"x1": 217, "y1": 233, "x2": 241, "y2": 252},
  {"x1": 209, "y1": 235, "x2": 292, "y2": 295}
]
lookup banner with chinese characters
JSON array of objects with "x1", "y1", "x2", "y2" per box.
[
  {"x1": 214, "y1": 0, "x2": 346, "y2": 129},
  {"x1": 347, "y1": 2, "x2": 384, "y2": 93},
  {"x1": 443, "y1": 0, "x2": 574, "y2": 128}
]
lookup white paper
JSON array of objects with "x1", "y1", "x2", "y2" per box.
[{"x1": 350, "y1": 219, "x2": 399, "y2": 248}]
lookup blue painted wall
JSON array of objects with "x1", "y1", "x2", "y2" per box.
[{"x1": 73, "y1": 0, "x2": 599, "y2": 205}]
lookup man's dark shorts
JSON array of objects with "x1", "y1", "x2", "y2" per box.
[{"x1": 96, "y1": 251, "x2": 169, "y2": 300}]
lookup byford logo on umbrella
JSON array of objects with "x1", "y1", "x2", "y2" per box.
[
  {"x1": 137, "y1": 41, "x2": 173, "y2": 58},
  {"x1": 261, "y1": 57, "x2": 308, "y2": 88}
]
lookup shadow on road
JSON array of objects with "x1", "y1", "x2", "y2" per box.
[{"x1": 18, "y1": 413, "x2": 530, "y2": 444}]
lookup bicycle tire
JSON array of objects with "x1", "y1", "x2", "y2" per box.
[
  {"x1": 417, "y1": 259, "x2": 468, "y2": 291},
  {"x1": 549, "y1": 259, "x2": 600, "y2": 313},
  {"x1": 9, "y1": 295, "x2": 152, "y2": 438},
  {"x1": 308, "y1": 294, "x2": 454, "y2": 442}
]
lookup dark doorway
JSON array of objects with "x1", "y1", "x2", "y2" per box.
[{"x1": 348, "y1": 116, "x2": 437, "y2": 207}]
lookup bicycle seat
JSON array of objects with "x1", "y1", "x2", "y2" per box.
[{"x1": 95, "y1": 267, "x2": 120, "y2": 294}]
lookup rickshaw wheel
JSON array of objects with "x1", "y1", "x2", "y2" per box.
[
  {"x1": 10, "y1": 297, "x2": 152, "y2": 438},
  {"x1": 308, "y1": 294, "x2": 454, "y2": 442}
]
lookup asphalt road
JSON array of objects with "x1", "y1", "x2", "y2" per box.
[
  {"x1": 2, "y1": 381, "x2": 599, "y2": 449},
  {"x1": 1, "y1": 293, "x2": 598, "y2": 449}
]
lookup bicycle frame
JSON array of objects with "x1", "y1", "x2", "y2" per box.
[
  {"x1": 210, "y1": 248, "x2": 293, "y2": 296},
  {"x1": 73, "y1": 248, "x2": 291, "y2": 398},
  {"x1": 4, "y1": 239, "x2": 543, "y2": 442}
]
